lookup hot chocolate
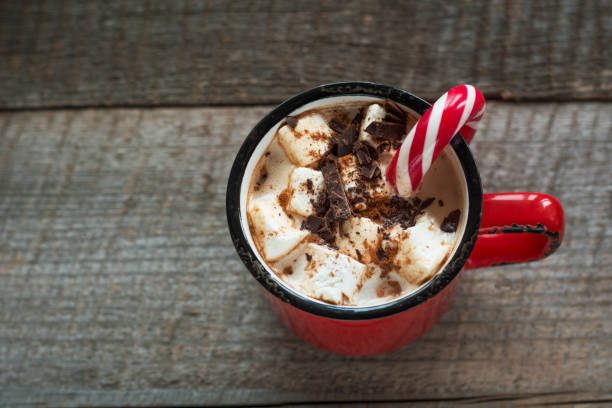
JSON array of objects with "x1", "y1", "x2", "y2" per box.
[{"x1": 247, "y1": 100, "x2": 465, "y2": 307}]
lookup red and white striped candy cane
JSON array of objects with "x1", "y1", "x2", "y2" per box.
[{"x1": 386, "y1": 84, "x2": 485, "y2": 196}]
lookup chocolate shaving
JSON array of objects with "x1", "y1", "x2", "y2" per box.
[
  {"x1": 353, "y1": 141, "x2": 373, "y2": 165},
  {"x1": 336, "y1": 138, "x2": 353, "y2": 157},
  {"x1": 441, "y1": 209, "x2": 461, "y2": 232},
  {"x1": 328, "y1": 120, "x2": 344, "y2": 134},
  {"x1": 364, "y1": 142, "x2": 379, "y2": 160},
  {"x1": 376, "y1": 247, "x2": 388, "y2": 261},
  {"x1": 418, "y1": 197, "x2": 435, "y2": 211},
  {"x1": 355, "y1": 249, "x2": 362, "y2": 262},
  {"x1": 438, "y1": 199, "x2": 444, "y2": 207},
  {"x1": 305, "y1": 253, "x2": 312, "y2": 262},
  {"x1": 335, "y1": 111, "x2": 363, "y2": 157},
  {"x1": 364, "y1": 121, "x2": 405, "y2": 140},
  {"x1": 383, "y1": 111, "x2": 404, "y2": 124},
  {"x1": 282, "y1": 266, "x2": 293, "y2": 275},
  {"x1": 321, "y1": 161, "x2": 351, "y2": 221},
  {"x1": 361, "y1": 195, "x2": 434, "y2": 230},
  {"x1": 306, "y1": 178, "x2": 314, "y2": 193},
  {"x1": 304, "y1": 215, "x2": 324, "y2": 233},
  {"x1": 383, "y1": 99, "x2": 407, "y2": 120},
  {"x1": 312, "y1": 188, "x2": 329, "y2": 215},
  {"x1": 286, "y1": 115, "x2": 299, "y2": 129},
  {"x1": 305, "y1": 214, "x2": 335, "y2": 244},
  {"x1": 358, "y1": 163, "x2": 380, "y2": 179}
]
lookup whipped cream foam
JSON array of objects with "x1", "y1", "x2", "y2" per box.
[{"x1": 247, "y1": 101, "x2": 465, "y2": 307}]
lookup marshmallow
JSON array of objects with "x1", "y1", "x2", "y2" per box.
[
  {"x1": 286, "y1": 167, "x2": 325, "y2": 217},
  {"x1": 354, "y1": 267, "x2": 417, "y2": 306},
  {"x1": 385, "y1": 214, "x2": 455, "y2": 285},
  {"x1": 274, "y1": 243, "x2": 366, "y2": 305},
  {"x1": 359, "y1": 103, "x2": 386, "y2": 144},
  {"x1": 336, "y1": 216, "x2": 381, "y2": 263},
  {"x1": 277, "y1": 113, "x2": 334, "y2": 166},
  {"x1": 248, "y1": 195, "x2": 308, "y2": 262},
  {"x1": 338, "y1": 155, "x2": 392, "y2": 206}
]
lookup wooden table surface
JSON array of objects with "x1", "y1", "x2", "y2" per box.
[{"x1": 1, "y1": 1, "x2": 611, "y2": 407}]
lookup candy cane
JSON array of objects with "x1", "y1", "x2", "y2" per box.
[{"x1": 386, "y1": 85, "x2": 485, "y2": 196}]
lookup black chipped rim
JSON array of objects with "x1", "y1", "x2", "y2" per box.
[{"x1": 226, "y1": 82, "x2": 483, "y2": 320}]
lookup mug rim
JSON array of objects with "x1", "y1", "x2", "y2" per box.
[{"x1": 226, "y1": 81, "x2": 482, "y2": 320}]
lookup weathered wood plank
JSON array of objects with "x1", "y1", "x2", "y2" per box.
[
  {"x1": 0, "y1": 0, "x2": 610, "y2": 108},
  {"x1": 0, "y1": 102, "x2": 611, "y2": 407}
]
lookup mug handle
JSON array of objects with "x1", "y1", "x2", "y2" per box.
[{"x1": 464, "y1": 192, "x2": 565, "y2": 269}]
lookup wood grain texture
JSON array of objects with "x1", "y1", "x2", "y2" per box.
[
  {"x1": 0, "y1": 102, "x2": 611, "y2": 407},
  {"x1": 1, "y1": 0, "x2": 611, "y2": 109}
]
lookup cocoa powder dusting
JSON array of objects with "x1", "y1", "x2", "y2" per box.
[
  {"x1": 278, "y1": 189, "x2": 291, "y2": 212},
  {"x1": 376, "y1": 280, "x2": 402, "y2": 297}
]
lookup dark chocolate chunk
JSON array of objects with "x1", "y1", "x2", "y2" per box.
[
  {"x1": 286, "y1": 115, "x2": 299, "y2": 129},
  {"x1": 441, "y1": 209, "x2": 461, "y2": 232},
  {"x1": 418, "y1": 197, "x2": 435, "y2": 211},
  {"x1": 336, "y1": 138, "x2": 353, "y2": 157},
  {"x1": 384, "y1": 99, "x2": 407, "y2": 120},
  {"x1": 321, "y1": 161, "x2": 351, "y2": 221},
  {"x1": 305, "y1": 214, "x2": 336, "y2": 244},
  {"x1": 318, "y1": 224, "x2": 335, "y2": 242},
  {"x1": 364, "y1": 142, "x2": 379, "y2": 160},
  {"x1": 341, "y1": 123, "x2": 359, "y2": 146},
  {"x1": 353, "y1": 141, "x2": 372, "y2": 165},
  {"x1": 384, "y1": 111, "x2": 405, "y2": 124},
  {"x1": 336, "y1": 111, "x2": 363, "y2": 157},
  {"x1": 305, "y1": 215, "x2": 324, "y2": 233},
  {"x1": 313, "y1": 189, "x2": 329, "y2": 215},
  {"x1": 305, "y1": 253, "x2": 312, "y2": 262},
  {"x1": 364, "y1": 121, "x2": 406, "y2": 140},
  {"x1": 358, "y1": 163, "x2": 380, "y2": 179},
  {"x1": 328, "y1": 120, "x2": 344, "y2": 134}
]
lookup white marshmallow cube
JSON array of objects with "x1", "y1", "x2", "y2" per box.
[
  {"x1": 277, "y1": 113, "x2": 334, "y2": 166},
  {"x1": 286, "y1": 167, "x2": 325, "y2": 217},
  {"x1": 386, "y1": 214, "x2": 455, "y2": 285},
  {"x1": 336, "y1": 216, "x2": 381, "y2": 263},
  {"x1": 275, "y1": 243, "x2": 366, "y2": 305},
  {"x1": 338, "y1": 155, "x2": 392, "y2": 205},
  {"x1": 248, "y1": 195, "x2": 308, "y2": 262}
]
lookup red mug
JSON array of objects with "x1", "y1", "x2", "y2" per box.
[{"x1": 226, "y1": 82, "x2": 564, "y2": 355}]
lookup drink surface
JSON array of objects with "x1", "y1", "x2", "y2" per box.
[{"x1": 247, "y1": 100, "x2": 464, "y2": 307}]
